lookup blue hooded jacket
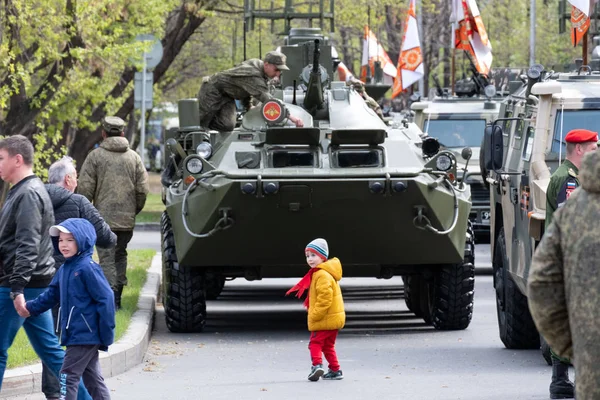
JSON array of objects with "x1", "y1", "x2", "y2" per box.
[{"x1": 26, "y1": 218, "x2": 115, "y2": 351}]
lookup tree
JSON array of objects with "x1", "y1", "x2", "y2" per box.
[{"x1": 0, "y1": 0, "x2": 221, "y2": 173}]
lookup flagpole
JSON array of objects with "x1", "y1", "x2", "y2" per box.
[
  {"x1": 583, "y1": 30, "x2": 589, "y2": 65},
  {"x1": 451, "y1": 48, "x2": 456, "y2": 95},
  {"x1": 417, "y1": 0, "x2": 424, "y2": 96}
]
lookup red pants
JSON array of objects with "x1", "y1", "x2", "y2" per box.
[{"x1": 308, "y1": 330, "x2": 340, "y2": 372}]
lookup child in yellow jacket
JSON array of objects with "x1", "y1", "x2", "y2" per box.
[{"x1": 287, "y1": 238, "x2": 346, "y2": 381}]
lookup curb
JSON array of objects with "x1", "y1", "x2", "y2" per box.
[
  {"x1": 134, "y1": 222, "x2": 161, "y2": 231},
  {"x1": 2, "y1": 253, "x2": 162, "y2": 398}
]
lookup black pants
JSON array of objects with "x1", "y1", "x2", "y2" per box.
[
  {"x1": 61, "y1": 345, "x2": 111, "y2": 400},
  {"x1": 41, "y1": 305, "x2": 60, "y2": 398}
]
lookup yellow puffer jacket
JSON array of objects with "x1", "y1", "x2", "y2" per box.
[{"x1": 308, "y1": 258, "x2": 346, "y2": 332}]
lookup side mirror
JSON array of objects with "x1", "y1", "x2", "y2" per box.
[{"x1": 483, "y1": 124, "x2": 504, "y2": 171}]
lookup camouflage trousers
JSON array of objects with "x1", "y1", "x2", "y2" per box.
[
  {"x1": 197, "y1": 81, "x2": 237, "y2": 132},
  {"x1": 97, "y1": 230, "x2": 133, "y2": 290}
]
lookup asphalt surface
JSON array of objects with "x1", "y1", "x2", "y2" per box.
[{"x1": 5, "y1": 233, "x2": 568, "y2": 400}]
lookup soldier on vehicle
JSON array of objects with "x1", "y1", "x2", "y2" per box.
[
  {"x1": 347, "y1": 78, "x2": 385, "y2": 120},
  {"x1": 528, "y1": 149, "x2": 600, "y2": 400},
  {"x1": 78, "y1": 116, "x2": 149, "y2": 310},
  {"x1": 197, "y1": 51, "x2": 304, "y2": 131},
  {"x1": 540, "y1": 128, "x2": 598, "y2": 399},
  {"x1": 546, "y1": 129, "x2": 599, "y2": 226}
]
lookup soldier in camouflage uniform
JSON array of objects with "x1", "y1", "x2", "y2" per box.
[
  {"x1": 540, "y1": 128, "x2": 597, "y2": 399},
  {"x1": 197, "y1": 51, "x2": 304, "y2": 131},
  {"x1": 546, "y1": 129, "x2": 599, "y2": 225},
  {"x1": 528, "y1": 149, "x2": 600, "y2": 400},
  {"x1": 78, "y1": 116, "x2": 149, "y2": 309},
  {"x1": 347, "y1": 78, "x2": 385, "y2": 121}
]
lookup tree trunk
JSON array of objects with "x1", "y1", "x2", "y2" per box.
[{"x1": 69, "y1": 2, "x2": 217, "y2": 169}]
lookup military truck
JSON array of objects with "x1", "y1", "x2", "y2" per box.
[
  {"x1": 482, "y1": 64, "x2": 600, "y2": 354},
  {"x1": 160, "y1": 28, "x2": 476, "y2": 333},
  {"x1": 411, "y1": 75, "x2": 502, "y2": 237}
]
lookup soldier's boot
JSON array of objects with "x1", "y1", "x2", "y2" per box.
[
  {"x1": 549, "y1": 358, "x2": 575, "y2": 399},
  {"x1": 113, "y1": 287, "x2": 122, "y2": 310}
]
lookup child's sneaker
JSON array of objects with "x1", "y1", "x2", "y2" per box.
[
  {"x1": 322, "y1": 369, "x2": 344, "y2": 380},
  {"x1": 308, "y1": 364, "x2": 325, "y2": 381}
]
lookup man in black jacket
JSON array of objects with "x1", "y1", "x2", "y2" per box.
[
  {"x1": 40, "y1": 156, "x2": 117, "y2": 400},
  {"x1": 0, "y1": 135, "x2": 91, "y2": 399}
]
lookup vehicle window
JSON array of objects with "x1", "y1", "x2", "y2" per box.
[
  {"x1": 503, "y1": 110, "x2": 513, "y2": 134},
  {"x1": 424, "y1": 119, "x2": 486, "y2": 148},
  {"x1": 551, "y1": 109, "x2": 600, "y2": 153},
  {"x1": 514, "y1": 113, "x2": 525, "y2": 139},
  {"x1": 522, "y1": 126, "x2": 535, "y2": 161}
]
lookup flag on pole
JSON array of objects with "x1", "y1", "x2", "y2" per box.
[
  {"x1": 337, "y1": 61, "x2": 354, "y2": 82},
  {"x1": 360, "y1": 26, "x2": 397, "y2": 83},
  {"x1": 452, "y1": 0, "x2": 492, "y2": 75},
  {"x1": 568, "y1": 0, "x2": 599, "y2": 46},
  {"x1": 392, "y1": 0, "x2": 424, "y2": 98}
]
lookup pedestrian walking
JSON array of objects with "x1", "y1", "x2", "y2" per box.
[
  {"x1": 197, "y1": 50, "x2": 304, "y2": 131},
  {"x1": 541, "y1": 128, "x2": 598, "y2": 399},
  {"x1": 0, "y1": 135, "x2": 90, "y2": 399},
  {"x1": 41, "y1": 156, "x2": 116, "y2": 399},
  {"x1": 287, "y1": 238, "x2": 346, "y2": 381},
  {"x1": 529, "y1": 149, "x2": 600, "y2": 400},
  {"x1": 21, "y1": 218, "x2": 115, "y2": 400},
  {"x1": 78, "y1": 116, "x2": 149, "y2": 309}
]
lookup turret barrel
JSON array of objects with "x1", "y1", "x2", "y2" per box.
[{"x1": 303, "y1": 39, "x2": 324, "y2": 114}]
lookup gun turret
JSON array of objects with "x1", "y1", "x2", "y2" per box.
[{"x1": 303, "y1": 39, "x2": 325, "y2": 115}]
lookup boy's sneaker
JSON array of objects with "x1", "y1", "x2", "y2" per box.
[
  {"x1": 308, "y1": 364, "x2": 325, "y2": 381},
  {"x1": 323, "y1": 369, "x2": 344, "y2": 380}
]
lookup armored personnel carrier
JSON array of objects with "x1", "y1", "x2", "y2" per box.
[
  {"x1": 411, "y1": 72, "x2": 502, "y2": 237},
  {"x1": 482, "y1": 63, "x2": 600, "y2": 358},
  {"x1": 160, "y1": 28, "x2": 475, "y2": 333}
]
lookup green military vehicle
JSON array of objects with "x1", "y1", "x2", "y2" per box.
[
  {"x1": 481, "y1": 63, "x2": 600, "y2": 357},
  {"x1": 160, "y1": 28, "x2": 476, "y2": 334},
  {"x1": 411, "y1": 76, "x2": 502, "y2": 237}
]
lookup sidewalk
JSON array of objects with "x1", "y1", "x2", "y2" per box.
[{"x1": 1, "y1": 253, "x2": 162, "y2": 399}]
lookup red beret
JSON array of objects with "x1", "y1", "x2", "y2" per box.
[{"x1": 564, "y1": 129, "x2": 599, "y2": 143}]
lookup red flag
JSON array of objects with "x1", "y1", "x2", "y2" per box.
[
  {"x1": 453, "y1": 0, "x2": 492, "y2": 75},
  {"x1": 392, "y1": 0, "x2": 424, "y2": 98}
]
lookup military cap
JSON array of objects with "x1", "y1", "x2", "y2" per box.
[
  {"x1": 565, "y1": 128, "x2": 598, "y2": 143},
  {"x1": 263, "y1": 51, "x2": 290, "y2": 71},
  {"x1": 101, "y1": 116, "x2": 126, "y2": 133}
]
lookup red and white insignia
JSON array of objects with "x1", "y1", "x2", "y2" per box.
[{"x1": 262, "y1": 101, "x2": 282, "y2": 122}]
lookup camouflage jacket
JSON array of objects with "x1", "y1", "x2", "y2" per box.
[
  {"x1": 363, "y1": 94, "x2": 384, "y2": 120},
  {"x1": 199, "y1": 59, "x2": 272, "y2": 110},
  {"x1": 528, "y1": 150, "x2": 600, "y2": 400},
  {"x1": 77, "y1": 137, "x2": 149, "y2": 231},
  {"x1": 545, "y1": 159, "x2": 579, "y2": 226}
]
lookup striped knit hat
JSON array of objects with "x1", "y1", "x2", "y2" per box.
[{"x1": 305, "y1": 238, "x2": 329, "y2": 261}]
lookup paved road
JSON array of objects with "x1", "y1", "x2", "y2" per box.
[
  {"x1": 8, "y1": 244, "x2": 564, "y2": 400},
  {"x1": 10, "y1": 234, "x2": 561, "y2": 400}
]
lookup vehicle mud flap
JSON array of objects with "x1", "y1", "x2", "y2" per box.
[
  {"x1": 162, "y1": 211, "x2": 207, "y2": 333},
  {"x1": 493, "y1": 229, "x2": 540, "y2": 348},
  {"x1": 429, "y1": 221, "x2": 476, "y2": 331}
]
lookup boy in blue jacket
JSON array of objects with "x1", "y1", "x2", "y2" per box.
[{"x1": 23, "y1": 218, "x2": 115, "y2": 400}]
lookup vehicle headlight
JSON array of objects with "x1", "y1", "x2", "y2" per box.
[
  {"x1": 435, "y1": 155, "x2": 453, "y2": 171},
  {"x1": 186, "y1": 157, "x2": 203, "y2": 174},
  {"x1": 196, "y1": 142, "x2": 213, "y2": 159}
]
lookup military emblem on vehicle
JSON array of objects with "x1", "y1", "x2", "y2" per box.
[{"x1": 262, "y1": 99, "x2": 287, "y2": 124}]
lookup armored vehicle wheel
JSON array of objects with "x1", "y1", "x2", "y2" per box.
[
  {"x1": 161, "y1": 212, "x2": 207, "y2": 333},
  {"x1": 540, "y1": 335, "x2": 552, "y2": 366},
  {"x1": 205, "y1": 275, "x2": 226, "y2": 300},
  {"x1": 403, "y1": 276, "x2": 424, "y2": 318},
  {"x1": 493, "y1": 230, "x2": 539, "y2": 349},
  {"x1": 427, "y1": 222, "x2": 475, "y2": 330}
]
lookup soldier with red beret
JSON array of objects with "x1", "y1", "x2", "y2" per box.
[{"x1": 542, "y1": 128, "x2": 598, "y2": 399}]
